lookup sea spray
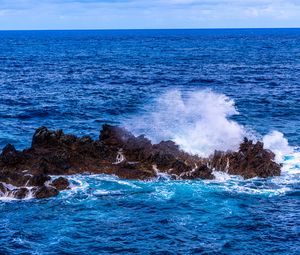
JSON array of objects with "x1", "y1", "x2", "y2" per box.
[
  {"x1": 125, "y1": 90, "x2": 246, "y2": 157},
  {"x1": 263, "y1": 131, "x2": 293, "y2": 162}
]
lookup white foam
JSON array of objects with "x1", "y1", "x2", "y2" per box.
[
  {"x1": 125, "y1": 89, "x2": 246, "y2": 157},
  {"x1": 113, "y1": 150, "x2": 126, "y2": 164},
  {"x1": 0, "y1": 182, "x2": 36, "y2": 201},
  {"x1": 153, "y1": 165, "x2": 172, "y2": 180},
  {"x1": 210, "y1": 147, "x2": 300, "y2": 196},
  {"x1": 263, "y1": 131, "x2": 293, "y2": 162}
]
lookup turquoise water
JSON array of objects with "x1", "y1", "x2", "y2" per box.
[{"x1": 0, "y1": 29, "x2": 299, "y2": 254}]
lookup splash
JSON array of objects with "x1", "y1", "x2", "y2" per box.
[
  {"x1": 263, "y1": 131, "x2": 293, "y2": 162},
  {"x1": 125, "y1": 90, "x2": 246, "y2": 157}
]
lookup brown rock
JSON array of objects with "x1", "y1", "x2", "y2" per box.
[
  {"x1": 33, "y1": 186, "x2": 59, "y2": 199},
  {"x1": 0, "y1": 183, "x2": 7, "y2": 194},
  {"x1": 27, "y1": 174, "x2": 51, "y2": 186},
  {"x1": 0, "y1": 144, "x2": 22, "y2": 166},
  {"x1": 51, "y1": 177, "x2": 69, "y2": 191},
  {"x1": 10, "y1": 188, "x2": 29, "y2": 199},
  {"x1": 0, "y1": 126, "x2": 282, "y2": 200},
  {"x1": 209, "y1": 138, "x2": 281, "y2": 179}
]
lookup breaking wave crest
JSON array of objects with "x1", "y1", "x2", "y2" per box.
[
  {"x1": 263, "y1": 131, "x2": 293, "y2": 162},
  {"x1": 125, "y1": 89, "x2": 295, "y2": 159},
  {"x1": 126, "y1": 90, "x2": 246, "y2": 157},
  {"x1": 123, "y1": 89, "x2": 299, "y2": 193},
  {"x1": 1, "y1": 90, "x2": 298, "y2": 202}
]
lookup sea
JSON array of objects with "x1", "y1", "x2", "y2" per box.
[{"x1": 0, "y1": 29, "x2": 299, "y2": 254}]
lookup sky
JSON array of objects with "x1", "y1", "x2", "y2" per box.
[{"x1": 0, "y1": 0, "x2": 300, "y2": 30}]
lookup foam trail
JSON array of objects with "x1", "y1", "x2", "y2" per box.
[{"x1": 125, "y1": 90, "x2": 246, "y2": 157}]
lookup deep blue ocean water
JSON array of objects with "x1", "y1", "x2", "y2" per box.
[{"x1": 0, "y1": 29, "x2": 299, "y2": 254}]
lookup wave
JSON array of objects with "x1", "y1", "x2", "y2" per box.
[
  {"x1": 263, "y1": 130, "x2": 293, "y2": 162},
  {"x1": 1, "y1": 90, "x2": 298, "y2": 201},
  {"x1": 125, "y1": 89, "x2": 247, "y2": 157},
  {"x1": 122, "y1": 89, "x2": 299, "y2": 193},
  {"x1": 52, "y1": 89, "x2": 298, "y2": 199},
  {"x1": 124, "y1": 89, "x2": 296, "y2": 160}
]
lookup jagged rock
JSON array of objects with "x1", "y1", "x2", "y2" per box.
[
  {"x1": 0, "y1": 125, "x2": 282, "y2": 199},
  {"x1": 168, "y1": 160, "x2": 192, "y2": 175},
  {"x1": 100, "y1": 124, "x2": 134, "y2": 147},
  {"x1": 0, "y1": 144, "x2": 22, "y2": 166},
  {"x1": 209, "y1": 138, "x2": 281, "y2": 179},
  {"x1": 180, "y1": 165, "x2": 214, "y2": 180},
  {"x1": 0, "y1": 171, "x2": 50, "y2": 187},
  {"x1": 32, "y1": 126, "x2": 63, "y2": 147}
]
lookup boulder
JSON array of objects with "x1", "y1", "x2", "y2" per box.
[
  {"x1": 33, "y1": 186, "x2": 59, "y2": 199},
  {"x1": 51, "y1": 177, "x2": 70, "y2": 191},
  {"x1": 32, "y1": 126, "x2": 63, "y2": 148}
]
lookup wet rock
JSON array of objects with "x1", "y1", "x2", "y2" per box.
[
  {"x1": 49, "y1": 154, "x2": 71, "y2": 172},
  {"x1": 51, "y1": 177, "x2": 69, "y2": 191},
  {"x1": 180, "y1": 165, "x2": 214, "y2": 180},
  {"x1": 154, "y1": 141, "x2": 180, "y2": 155},
  {"x1": 209, "y1": 138, "x2": 281, "y2": 179},
  {"x1": 151, "y1": 151, "x2": 176, "y2": 170},
  {"x1": 0, "y1": 183, "x2": 7, "y2": 194},
  {"x1": 33, "y1": 186, "x2": 59, "y2": 199},
  {"x1": 10, "y1": 188, "x2": 29, "y2": 199},
  {"x1": 100, "y1": 124, "x2": 134, "y2": 147},
  {"x1": 168, "y1": 160, "x2": 192, "y2": 176},
  {"x1": 116, "y1": 168, "x2": 154, "y2": 180},
  {"x1": 0, "y1": 125, "x2": 282, "y2": 200},
  {"x1": 32, "y1": 126, "x2": 62, "y2": 148},
  {"x1": 27, "y1": 174, "x2": 51, "y2": 186},
  {"x1": 0, "y1": 171, "x2": 31, "y2": 187},
  {"x1": 100, "y1": 124, "x2": 153, "y2": 162},
  {"x1": 0, "y1": 144, "x2": 22, "y2": 166}
]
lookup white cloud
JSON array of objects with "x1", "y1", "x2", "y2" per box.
[{"x1": 0, "y1": 0, "x2": 299, "y2": 29}]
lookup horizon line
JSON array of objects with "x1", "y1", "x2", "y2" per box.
[{"x1": 0, "y1": 27, "x2": 300, "y2": 32}]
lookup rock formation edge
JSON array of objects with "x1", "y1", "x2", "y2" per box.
[{"x1": 0, "y1": 125, "x2": 281, "y2": 199}]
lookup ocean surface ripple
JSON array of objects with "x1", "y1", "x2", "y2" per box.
[{"x1": 0, "y1": 29, "x2": 299, "y2": 254}]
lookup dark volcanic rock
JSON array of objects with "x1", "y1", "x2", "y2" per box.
[
  {"x1": 180, "y1": 165, "x2": 215, "y2": 180},
  {"x1": 0, "y1": 125, "x2": 282, "y2": 199},
  {"x1": 0, "y1": 144, "x2": 23, "y2": 166},
  {"x1": 10, "y1": 188, "x2": 29, "y2": 199},
  {"x1": 0, "y1": 171, "x2": 31, "y2": 187},
  {"x1": 32, "y1": 127, "x2": 63, "y2": 148},
  {"x1": 27, "y1": 174, "x2": 51, "y2": 186},
  {"x1": 209, "y1": 138, "x2": 281, "y2": 179},
  {"x1": 33, "y1": 186, "x2": 59, "y2": 199},
  {"x1": 51, "y1": 177, "x2": 70, "y2": 191},
  {"x1": 0, "y1": 183, "x2": 7, "y2": 194}
]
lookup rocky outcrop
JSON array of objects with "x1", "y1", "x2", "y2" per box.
[
  {"x1": 0, "y1": 125, "x2": 281, "y2": 199},
  {"x1": 209, "y1": 138, "x2": 281, "y2": 179}
]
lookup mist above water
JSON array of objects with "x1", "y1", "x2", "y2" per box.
[
  {"x1": 125, "y1": 89, "x2": 296, "y2": 161},
  {"x1": 126, "y1": 90, "x2": 246, "y2": 157}
]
